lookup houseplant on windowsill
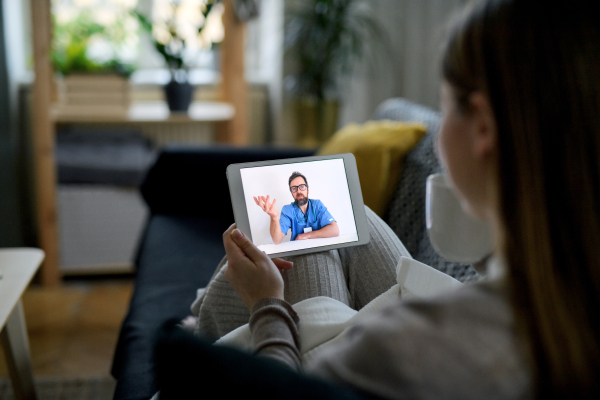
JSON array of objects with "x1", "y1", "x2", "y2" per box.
[
  {"x1": 135, "y1": 0, "x2": 224, "y2": 112},
  {"x1": 51, "y1": 2, "x2": 139, "y2": 117},
  {"x1": 286, "y1": 0, "x2": 384, "y2": 147}
]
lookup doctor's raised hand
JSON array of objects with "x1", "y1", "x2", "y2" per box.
[
  {"x1": 254, "y1": 195, "x2": 286, "y2": 245},
  {"x1": 223, "y1": 224, "x2": 292, "y2": 310},
  {"x1": 253, "y1": 195, "x2": 278, "y2": 219}
]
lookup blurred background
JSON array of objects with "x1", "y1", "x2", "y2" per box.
[
  {"x1": 1, "y1": 0, "x2": 468, "y2": 255},
  {"x1": 0, "y1": 0, "x2": 467, "y2": 397}
]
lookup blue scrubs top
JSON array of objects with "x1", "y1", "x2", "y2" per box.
[{"x1": 279, "y1": 199, "x2": 335, "y2": 241}]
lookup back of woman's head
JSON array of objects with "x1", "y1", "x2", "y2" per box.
[{"x1": 442, "y1": 0, "x2": 600, "y2": 396}]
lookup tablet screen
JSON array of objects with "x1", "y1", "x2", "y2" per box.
[{"x1": 240, "y1": 158, "x2": 359, "y2": 255}]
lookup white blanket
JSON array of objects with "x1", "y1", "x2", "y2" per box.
[{"x1": 216, "y1": 257, "x2": 463, "y2": 362}]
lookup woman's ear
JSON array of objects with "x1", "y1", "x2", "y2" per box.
[{"x1": 469, "y1": 92, "x2": 498, "y2": 158}]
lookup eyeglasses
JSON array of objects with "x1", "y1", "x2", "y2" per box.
[{"x1": 290, "y1": 184, "x2": 308, "y2": 193}]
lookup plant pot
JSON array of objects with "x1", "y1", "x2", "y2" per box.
[
  {"x1": 57, "y1": 74, "x2": 131, "y2": 117},
  {"x1": 165, "y1": 79, "x2": 194, "y2": 112},
  {"x1": 295, "y1": 97, "x2": 339, "y2": 148}
]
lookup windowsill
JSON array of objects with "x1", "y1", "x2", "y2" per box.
[
  {"x1": 130, "y1": 69, "x2": 220, "y2": 86},
  {"x1": 51, "y1": 100, "x2": 235, "y2": 123},
  {"x1": 18, "y1": 68, "x2": 269, "y2": 89}
]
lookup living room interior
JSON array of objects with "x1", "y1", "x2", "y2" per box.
[{"x1": 0, "y1": 0, "x2": 470, "y2": 399}]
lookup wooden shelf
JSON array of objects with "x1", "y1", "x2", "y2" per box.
[
  {"x1": 31, "y1": 0, "x2": 247, "y2": 285},
  {"x1": 52, "y1": 101, "x2": 235, "y2": 123}
]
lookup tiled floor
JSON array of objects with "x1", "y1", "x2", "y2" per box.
[{"x1": 0, "y1": 278, "x2": 133, "y2": 378}]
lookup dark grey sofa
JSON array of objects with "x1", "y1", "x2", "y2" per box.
[{"x1": 110, "y1": 98, "x2": 478, "y2": 400}]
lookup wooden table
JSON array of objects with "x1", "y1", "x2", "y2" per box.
[{"x1": 0, "y1": 248, "x2": 44, "y2": 400}]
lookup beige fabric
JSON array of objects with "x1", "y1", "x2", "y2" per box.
[
  {"x1": 194, "y1": 206, "x2": 410, "y2": 340},
  {"x1": 216, "y1": 257, "x2": 463, "y2": 361},
  {"x1": 246, "y1": 279, "x2": 530, "y2": 400}
]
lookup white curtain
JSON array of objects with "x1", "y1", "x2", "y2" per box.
[{"x1": 338, "y1": 0, "x2": 467, "y2": 127}]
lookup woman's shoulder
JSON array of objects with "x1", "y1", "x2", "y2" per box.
[
  {"x1": 308, "y1": 280, "x2": 531, "y2": 399},
  {"x1": 398, "y1": 279, "x2": 513, "y2": 328},
  {"x1": 350, "y1": 280, "x2": 515, "y2": 354}
]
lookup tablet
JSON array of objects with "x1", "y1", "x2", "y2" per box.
[{"x1": 226, "y1": 153, "x2": 370, "y2": 258}]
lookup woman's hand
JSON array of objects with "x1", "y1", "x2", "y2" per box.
[{"x1": 223, "y1": 224, "x2": 293, "y2": 310}]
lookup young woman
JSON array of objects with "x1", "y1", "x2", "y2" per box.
[{"x1": 220, "y1": 0, "x2": 600, "y2": 397}]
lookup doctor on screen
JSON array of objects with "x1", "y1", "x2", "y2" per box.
[{"x1": 253, "y1": 171, "x2": 340, "y2": 244}]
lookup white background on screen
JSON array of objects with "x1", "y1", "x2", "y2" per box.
[{"x1": 240, "y1": 159, "x2": 358, "y2": 246}]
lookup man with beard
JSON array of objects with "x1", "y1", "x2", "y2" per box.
[{"x1": 253, "y1": 171, "x2": 339, "y2": 244}]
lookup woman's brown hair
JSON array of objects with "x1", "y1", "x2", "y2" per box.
[{"x1": 442, "y1": 0, "x2": 600, "y2": 397}]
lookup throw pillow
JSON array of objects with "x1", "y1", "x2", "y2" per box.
[{"x1": 318, "y1": 120, "x2": 426, "y2": 216}]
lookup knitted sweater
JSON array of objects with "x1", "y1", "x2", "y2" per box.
[{"x1": 249, "y1": 279, "x2": 531, "y2": 399}]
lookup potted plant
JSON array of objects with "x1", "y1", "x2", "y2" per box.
[
  {"x1": 51, "y1": 1, "x2": 139, "y2": 116},
  {"x1": 135, "y1": 0, "x2": 224, "y2": 112},
  {"x1": 285, "y1": 0, "x2": 384, "y2": 147}
]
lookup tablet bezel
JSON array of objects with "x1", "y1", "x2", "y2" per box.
[{"x1": 226, "y1": 153, "x2": 370, "y2": 258}]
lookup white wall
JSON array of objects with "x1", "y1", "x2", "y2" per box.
[{"x1": 339, "y1": 0, "x2": 468, "y2": 127}]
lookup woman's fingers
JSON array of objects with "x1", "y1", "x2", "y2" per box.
[
  {"x1": 230, "y1": 229, "x2": 270, "y2": 264},
  {"x1": 273, "y1": 258, "x2": 293, "y2": 271},
  {"x1": 224, "y1": 223, "x2": 236, "y2": 236},
  {"x1": 223, "y1": 224, "x2": 248, "y2": 263},
  {"x1": 226, "y1": 229, "x2": 288, "y2": 271},
  {"x1": 222, "y1": 225, "x2": 286, "y2": 310}
]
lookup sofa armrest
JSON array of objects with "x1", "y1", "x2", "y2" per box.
[
  {"x1": 141, "y1": 145, "x2": 315, "y2": 218},
  {"x1": 155, "y1": 321, "x2": 382, "y2": 400}
]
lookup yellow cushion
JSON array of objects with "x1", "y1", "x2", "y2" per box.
[{"x1": 318, "y1": 120, "x2": 427, "y2": 216}]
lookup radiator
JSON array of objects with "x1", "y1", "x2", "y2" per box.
[{"x1": 58, "y1": 185, "x2": 148, "y2": 275}]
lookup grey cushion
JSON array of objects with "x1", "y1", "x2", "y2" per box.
[
  {"x1": 56, "y1": 129, "x2": 157, "y2": 186},
  {"x1": 373, "y1": 98, "x2": 479, "y2": 283}
]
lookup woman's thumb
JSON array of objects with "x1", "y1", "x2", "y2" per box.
[
  {"x1": 231, "y1": 229, "x2": 265, "y2": 262},
  {"x1": 273, "y1": 258, "x2": 293, "y2": 270}
]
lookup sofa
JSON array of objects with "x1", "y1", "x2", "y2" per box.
[{"x1": 110, "y1": 98, "x2": 479, "y2": 400}]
